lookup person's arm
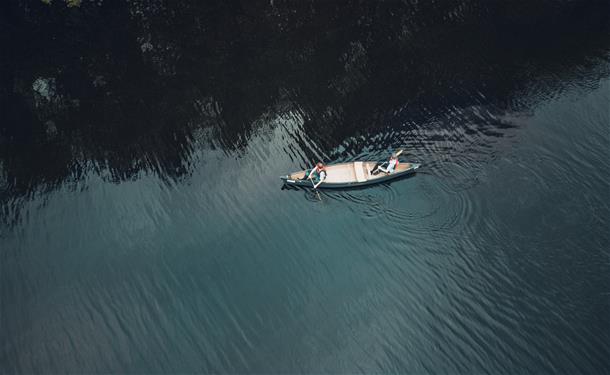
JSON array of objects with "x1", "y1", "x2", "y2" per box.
[
  {"x1": 307, "y1": 168, "x2": 316, "y2": 179},
  {"x1": 313, "y1": 171, "x2": 326, "y2": 188}
]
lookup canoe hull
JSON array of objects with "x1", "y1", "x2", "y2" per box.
[{"x1": 281, "y1": 162, "x2": 420, "y2": 189}]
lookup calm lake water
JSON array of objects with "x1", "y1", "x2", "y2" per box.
[{"x1": 1, "y1": 1, "x2": 609, "y2": 373}]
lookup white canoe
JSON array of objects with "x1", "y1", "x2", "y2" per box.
[{"x1": 280, "y1": 161, "x2": 420, "y2": 188}]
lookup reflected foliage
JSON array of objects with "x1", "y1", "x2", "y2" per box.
[{"x1": 1, "y1": 0, "x2": 609, "y2": 200}]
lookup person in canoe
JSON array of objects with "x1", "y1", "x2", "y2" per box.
[
  {"x1": 302, "y1": 162, "x2": 327, "y2": 188},
  {"x1": 371, "y1": 151, "x2": 402, "y2": 175}
]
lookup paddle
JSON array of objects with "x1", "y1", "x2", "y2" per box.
[
  {"x1": 308, "y1": 176, "x2": 316, "y2": 188},
  {"x1": 306, "y1": 168, "x2": 318, "y2": 188}
]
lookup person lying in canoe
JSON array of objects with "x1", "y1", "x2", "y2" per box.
[
  {"x1": 302, "y1": 162, "x2": 327, "y2": 188},
  {"x1": 371, "y1": 151, "x2": 401, "y2": 175}
]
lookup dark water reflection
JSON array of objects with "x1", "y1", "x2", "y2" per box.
[
  {"x1": 1, "y1": 0, "x2": 610, "y2": 373},
  {"x1": 2, "y1": 0, "x2": 609, "y2": 197}
]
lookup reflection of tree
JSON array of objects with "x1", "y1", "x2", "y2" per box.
[
  {"x1": 40, "y1": 0, "x2": 82, "y2": 6},
  {"x1": 1, "y1": 0, "x2": 609, "y2": 203}
]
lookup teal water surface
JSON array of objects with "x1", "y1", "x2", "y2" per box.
[
  {"x1": 2, "y1": 1, "x2": 610, "y2": 373},
  {"x1": 2, "y1": 77, "x2": 609, "y2": 373}
]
